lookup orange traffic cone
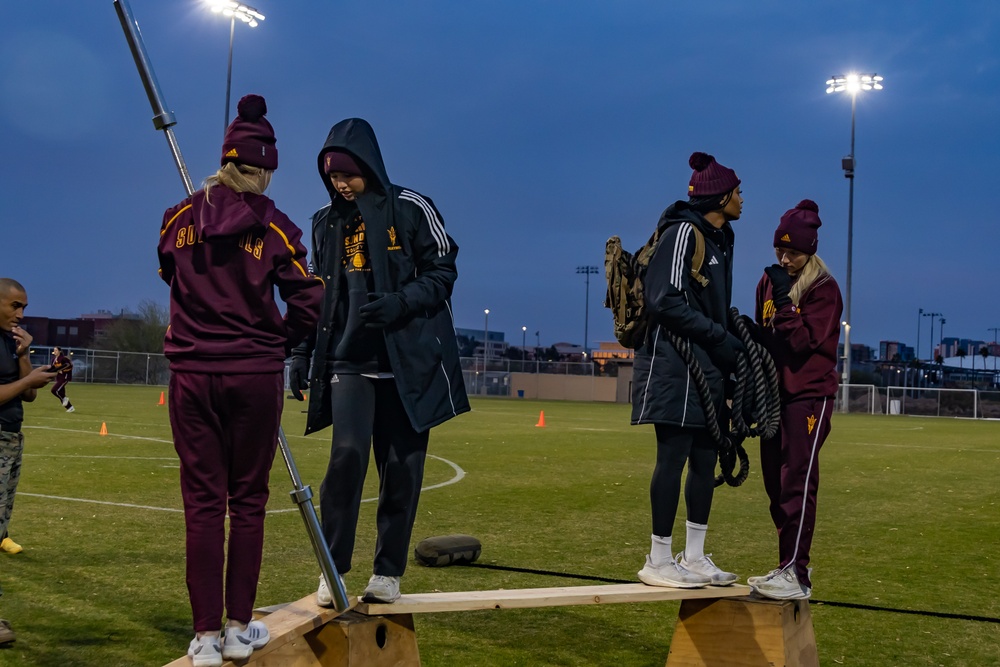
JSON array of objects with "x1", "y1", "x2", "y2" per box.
[
  {"x1": 158, "y1": 391, "x2": 165, "y2": 406},
  {"x1": 99, "y1": 422, "x2": 108, "y2": 436},
  {"x1": 535, "y1": 411, "x2": 546, "y2": 428}
]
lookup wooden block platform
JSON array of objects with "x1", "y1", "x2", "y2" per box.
[
  {"x1": 163, "y1": 594, "x2": 356, "y2": 667},
  {"x1": 356, "y1": 583, "x2": 751, "y2": 615}
]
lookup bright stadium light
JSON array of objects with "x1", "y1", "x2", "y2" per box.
[
  {"x1": 207, "y1": 1, "x2": 266, "y2": 134},
  {"x1": 825, "y1": 72, "x2": 883, "y2": 410}
]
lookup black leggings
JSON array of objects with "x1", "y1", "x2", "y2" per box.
[{"x1": 650, "y1": 424, "x2": 718, "y2": 537}]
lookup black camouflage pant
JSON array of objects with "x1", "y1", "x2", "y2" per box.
[{"x1": 0, "y1": 431, "x2": 24, "y2": 544}]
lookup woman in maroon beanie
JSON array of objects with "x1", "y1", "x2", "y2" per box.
[
  {"x1": 749, "y1": 199, "x2": 843, "y2": 600},
  {"x1": 157, "y1": 94, "x2": 323, "y2": 666}
]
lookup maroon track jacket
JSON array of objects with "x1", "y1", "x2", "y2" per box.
[
  {"x1": 158, "y1": 186, "x2": 323, "y2": 373},
  {"x1": 755, "y1": 272, "x2": 843, "y2": 400}
]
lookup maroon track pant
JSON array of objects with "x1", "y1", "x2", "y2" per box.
[
  {"x1": 169, "y1": 371, "x2": 282, "y2": 632},
  {"x1": 759, "y1": 396, "x2": 832, "y2": 589}
]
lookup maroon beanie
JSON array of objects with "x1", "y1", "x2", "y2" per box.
[
  {"x1": 323, "y1": 150, "x2": 364, "y2": 176},
  {"x1": 687, "y1": 152, "x2": 740, "y2": 197},
  {"x1": 221, "y1": 94, "x2": 277, "y2": 170},
  {"x1": 774, "y1": 200, "x2": 822, "y2": 255}
]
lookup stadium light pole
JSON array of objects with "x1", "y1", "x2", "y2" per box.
[
  {"x1": 924, "y1": 311, "x2": 941, "y2": 360},
  {"x1": 989, "y1": 327, "x2": 1000, "y2": 371},
  {"x1": 207, "y1": 1, "x2": 265, "y2": 135},
  {"x1": 939, "y1": 317, "x2": 946, "y2": 358},
  {"x1": 826, "y1": 72, "x2": 883, "y2": 395},
  {"x1": 576, "y1": 266, "x2": 599, "y2": 359},
  {"x1": 916, "y1": 308, "x2": 923, "y2": 363},
  {"x1": 483, "y1": 309, "x2": 490, "y2": 362},
  {"x1": 522, "y1": 325, "x2": 527, "y2": 360}
]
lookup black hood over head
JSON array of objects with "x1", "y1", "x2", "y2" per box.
[{"x1": 317, "y1": 118, "x2": 392, "y2": 201}]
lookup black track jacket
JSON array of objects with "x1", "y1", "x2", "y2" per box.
[
  {"x1": 631, "y1": 202, "x2": 735, "y2": 427},
  {"x1": 295, "y1": 118, "x2": 470, "y2": 434}
]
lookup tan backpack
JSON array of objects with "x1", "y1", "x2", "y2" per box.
[{"x1": 604, "y1": 223, "x2": 708, "y2": 348}]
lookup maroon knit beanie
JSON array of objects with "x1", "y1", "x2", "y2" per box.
[
  {"x1": 687, "y1": 152, "x2": 740, "y2": 197},
  {"x1": 323, "y1": 150, "x2": 364, "y2": 176},
  {"x1": 774, "y1": 200, "x2": 822, "y2": 255},
  {"x1": 221, "y1": 94, "x2": 277, "y2": 170}
]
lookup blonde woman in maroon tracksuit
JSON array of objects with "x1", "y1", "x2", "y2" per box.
[
  {"x1": 749, "y1": 200, "x2": 843, "y2": 600},
  {"x1": 158, "y1": 95, "x2": 323, "y2": 666}
]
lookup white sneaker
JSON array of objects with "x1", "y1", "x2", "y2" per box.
[
  {"x1": 753, "y1": 568, "x2": 811, "y2": 600},
  {"x1": 61, "y1": 397, "x2": 69, "y2": 407},
  {"x1": 317, "y1": 573, "x2": 346, "y2": 607},
  {"x1": 637, "y1": 554, "x2": 710, "y2": 589},
  {"x1": 747, "y1": 568, "x2": 781, "y2": 586},
  {"x1": 222, "y1": 620, "x2": 269, "y2": 660},
  {"x1": 749, "y1": 566, "x2": 810, "y2": 587},
  {"x1": 187, "y1": 634, "x2": 222, "y2": 667},
  {"x1": 677, "y1": 552, "x2": 738, "y2": 586},
  {"x1": 66, "y1": 406, "x2": 75, "y2": 413},
  {"x1": 362, "y1": 574, "x2": 401, "y2": 603}
]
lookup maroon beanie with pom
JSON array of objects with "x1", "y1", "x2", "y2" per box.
[
  {"x1": 221, "y1": 94, "x2": 277, "y2": 170},
  {"x1": 687, "y1": 152, "x2": 740, "y2": 197},
  {"x1": 774, "y1": 200, "x2": 822, "y2": 255}
]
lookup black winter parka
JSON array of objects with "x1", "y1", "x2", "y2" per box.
[
  {"x1": 294, "y1": 118, "x2": 470, "y2": 434},
  {"x1": 631, "y1": 202, "x2": 735, "y2": 427}
]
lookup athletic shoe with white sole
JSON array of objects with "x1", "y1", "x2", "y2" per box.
[
  {"x1": 747, "y1": 568, "x2": 781, "y2": 586},
  {"x1": 187, "y1": 634, "x2": 222, "y2": 667},
  {"x1": 222, "y1": 620, "x2": 270, "y2": 660},
  {"x1": 637, "y1": 554, "x2": 710, "y2": 589},
  {"x1": 316, "y1": 573, "x2": 347, "y2": 607},
  {"x1": 66, "y1": 406, "x2": 75, "y2": 413},
  {"x1": 0, "y1": 537, "x2": 22, "y2": 554},
  {"x1": 61, "y1": 397, "x2": 69, "y2": 408},
  {"x1": 752, "y1": 568, "x2": 811, "y2": 600},
  {"x1": 677, "y1": 552, "x2": 738, "y2": 586},
  {"x1": 749, "y1": 565, "x2": 811, "y2": 587},
  {"x1": 362, "y1": 574, "x2": 401, "y2": 603}
]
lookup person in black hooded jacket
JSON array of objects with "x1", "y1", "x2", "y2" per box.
[
  {"x1": 633, "y1": 152, "x2": 745, "y2": 590},
  {"x1": 290, "y1": 118, "x2": 469, "y2": 605}
]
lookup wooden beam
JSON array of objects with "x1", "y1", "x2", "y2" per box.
[
  {"x1": 163, "y1": 595, "x2": 356, "y2": 667},
  {"x1": 356, "y1": 583, "x2": 751, "y2": 615}
]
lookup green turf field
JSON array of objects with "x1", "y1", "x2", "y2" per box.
[{"x1": 1, "y1": 384, "x2": 998, "y2": 666}]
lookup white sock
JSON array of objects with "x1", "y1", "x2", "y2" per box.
[
  {"x1": 684, "y1": 521, "x2": 708, "y2": 561},
  {"x1": 650, "y1": 534, "x2": 672, "y2": 566}
]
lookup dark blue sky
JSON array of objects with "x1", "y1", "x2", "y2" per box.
[{"x1": 4, "y1": 1, "x2": 999, "y2": 353}]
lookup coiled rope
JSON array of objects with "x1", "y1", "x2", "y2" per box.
[{"x1": 664, "y1": 307, "x2": 781, "y2": 487}]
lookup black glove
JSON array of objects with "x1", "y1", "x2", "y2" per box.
[
  {"x1": 359, "y1": 292, "x2": 407, "y2": 329},
  {"x1": 288, "y1": 356, "x2": 310, "y2": 401},
  {"x1": 764, "y1": 264, "x2": 793, "y2": 310},
  {"x1": 710, "y1": 331, "x2": 745, "y2": 372}
]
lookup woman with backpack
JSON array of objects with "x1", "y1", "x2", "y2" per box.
[
  {"x1": 748, "y1": 200, "x2": 843, "y2": 600},
  {"x1": 633, "y1": 152, "x2": 745, "y2": 589}
]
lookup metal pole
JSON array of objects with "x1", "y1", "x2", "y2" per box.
[
  {"x1": 916, "y1": 308, "x2": 922, "y2": 363},
  {"x1": 224, "y1": 15, "x2": 235, "y2": 135},
  {"x1": 583, "y1": 272, "x2": 590, "y2": 359},
  {"x1": 844, "y1": 92, "x2": 856, "y2": 391},
  {"x1": 113, "y1": 0, "x2": 348, "y2": 612},
  {"x1": 113, "y1": 0, "x2": 194, "y2": 194}
]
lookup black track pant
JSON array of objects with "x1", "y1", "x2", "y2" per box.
[
  {"x1": 650, "y1": 424, "x2": 718, "y2": 537},
  {"x1": 320, "y1": 374, "x2": 429, "y2": 577}
]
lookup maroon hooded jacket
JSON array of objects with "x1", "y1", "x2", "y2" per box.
[
  {"x1": 755, "y1": 272, "x2": 843, "y2": 400},
  {"x1": 158, "y1": 185, "x2": 323, "y2": 373}
]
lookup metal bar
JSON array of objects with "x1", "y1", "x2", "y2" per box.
[
  {"x1": 278, "y1": 430, "x2": 350, "y2": 611},
  {"x1": 113, "y1": 0, "x2": 194, "y2": 194},
  {"x1": 113, "y1": 0, "x2": 349, "y2": 612},
  {"x1": 224, "y1": 15, "x2": 235, "y2": 136}
]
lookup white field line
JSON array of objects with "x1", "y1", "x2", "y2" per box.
[
  {"x1": 840, "y1": 441, "x2": 998, "y2": 454},
  {"x1": 17, "y1": 455, "x2": 465, "y2": 515}
]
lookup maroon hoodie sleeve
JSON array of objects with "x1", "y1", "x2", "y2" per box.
[
  {"x1": 158, "y1": 199, "x2": 193, "y2": 286},
  {"x1": 772, "y1": 275, "x2": 843, "y2": 355},
  {"x1": 267, "y1": 210, "x2": 324, "y2": 349}
]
